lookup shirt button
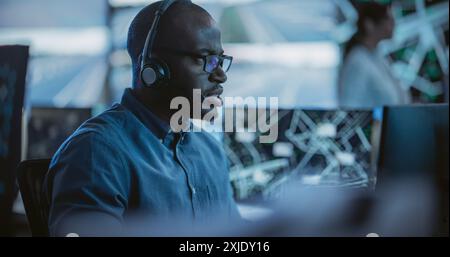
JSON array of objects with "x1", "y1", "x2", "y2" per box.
[{"x1": 190, "y1": 185, "x2": 196, "y2": 194}]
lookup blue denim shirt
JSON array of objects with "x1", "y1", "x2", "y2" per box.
[{"x1": 44, "y1": 88, "x2": 240, "y2": 236}]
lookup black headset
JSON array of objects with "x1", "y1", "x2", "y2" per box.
[{"x1": 140, "y1": 0, "x2": 187, "y2": 87}]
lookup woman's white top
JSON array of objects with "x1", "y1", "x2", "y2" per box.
[{"x1": 338, "y1": 45, "x2": 410, "y2": 108}]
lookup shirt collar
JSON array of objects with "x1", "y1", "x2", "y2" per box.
[{"x1": 121, "y1": 88, "x2": 171, "y2": 139}]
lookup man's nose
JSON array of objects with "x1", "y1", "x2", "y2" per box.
[{"x1": 209, "y1": 66, "x2": 227, "y2": 84}]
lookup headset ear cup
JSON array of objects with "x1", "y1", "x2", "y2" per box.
[
  {"x1": 141, "y1": 66, "x2": 157, "y2": 85},
  {"x1": 141, "y1": 58, "x2": 170, "y2": 87}
]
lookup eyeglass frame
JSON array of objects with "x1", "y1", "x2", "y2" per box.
[{"x1": 154, "y1": 47, "x2": 233, "y2": 73}]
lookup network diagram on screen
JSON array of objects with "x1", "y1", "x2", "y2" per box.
[{"x1": 223, "y1": 109, "x2": 374, "y2": 201}]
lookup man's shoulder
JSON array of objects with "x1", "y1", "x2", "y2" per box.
[
  {"x1": 80, "y1": 104, "x2": 130, "y2": 132},
  {"x1": 54, "y1": 104, "x2": 132, "y2": 154}
]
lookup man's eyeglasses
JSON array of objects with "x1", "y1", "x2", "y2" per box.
[
  {"x1": 202, "y1": 54, "x2": 233, "y2": 73},
  {"x1": 157, "y1": 47, "x2": 233, "y2": 73}
]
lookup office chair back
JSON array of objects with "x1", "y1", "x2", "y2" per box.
[{"x1": 16, "y1": 159, "x2": 51, "y2": 236}]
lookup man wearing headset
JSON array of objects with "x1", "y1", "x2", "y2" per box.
[{"x1": 44, "y1": 0, "x2": 240, "y2": 236}]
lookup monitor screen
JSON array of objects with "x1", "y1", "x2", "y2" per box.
[
  {"x1": 222, "y1": 108, "x2": 377, "y2": 202},
  {"x1": 27, "y1": 107, "x2": 91, "y2": 159},
  {"x1": 0, "y1": 45, "x2": 29, "y2": 235},
  {"x1": 377, "y1": 104, "x2": 449, "y2": 183},
  {"x1": 376, "y1": 104, "x2": 449, "y2": 236}
]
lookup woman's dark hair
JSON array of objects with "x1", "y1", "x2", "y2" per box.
[{"x1": 344, "y1": 1, "x2": 392, "y2": 58}]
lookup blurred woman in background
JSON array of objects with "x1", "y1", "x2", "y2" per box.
[{"x1": 338, "y1": 2, "x2": 411, "y2": 108}]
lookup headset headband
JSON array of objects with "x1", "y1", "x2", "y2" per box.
[{"x1": 140, "y1": 0, "x2": 177, "y2": 70}]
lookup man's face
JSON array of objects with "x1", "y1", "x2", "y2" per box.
[{"x1": 159, "y1": 15, "x2": 227, "y2": 118}]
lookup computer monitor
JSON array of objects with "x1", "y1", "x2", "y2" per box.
[
  {"x1": 27, "y1": 107, "x2": 92, "y2": 159},
  {"x1": 377, "y1": 104, "x2": 449, "y2": 183},
  {"x1": 0, "y1": 45, "x2": 29, "y2": 235},
  {"x1": 222, "y1": 107, "x2": 377, "y2": 202},
  {"x1": 376, "y1": 104, "x2": 449, "y2": 235}
]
